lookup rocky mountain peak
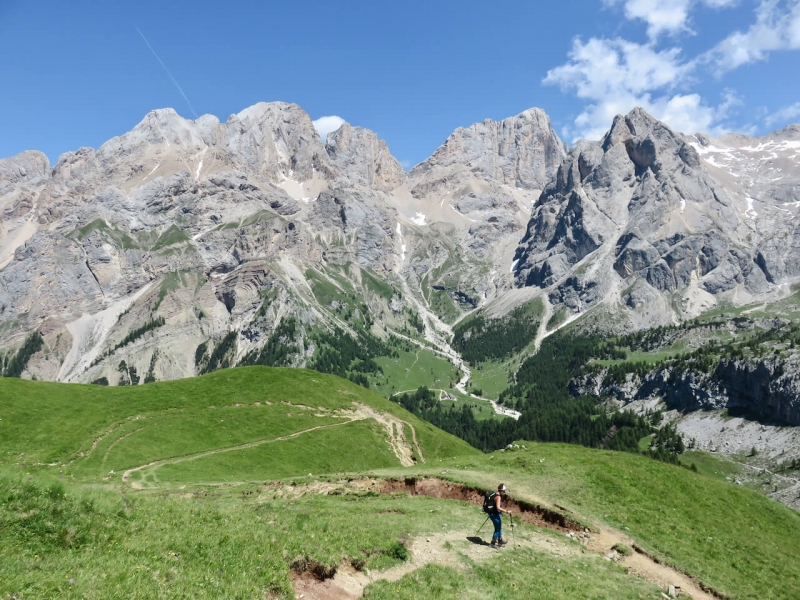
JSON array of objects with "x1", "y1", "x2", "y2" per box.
[
  {"x1": 600, "y1": 107, "x2": 699, "y2": 173},
  {"x1": 514, "y1": 107, "x2": 768, "y2": 324},
  {"x1": 1, "y1": 101, "x2": 798, "y2": 388},
  {"x1": 762, "y1": 123, "x2": 800, "y2": 142},
  {"x1": 220, "y1": 101, "x2": 333, "y2": 182},
  {"x1": 0, "y1": 151, "x2": 50, "y2": 187},
  {"x1": 410, "y1": 107, "x2": 566, "y2": 190},
  {"x1": 325, "y1": 122, "x2": 407, "y2": 191}
]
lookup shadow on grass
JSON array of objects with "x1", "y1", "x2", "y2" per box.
[{"x1": 466, "y1": 536, "x2": 491, "y2": 546}]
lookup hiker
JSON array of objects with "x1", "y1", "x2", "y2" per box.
[{"x1": 488, "y1": 483, "x2": 512, "y2": 546}]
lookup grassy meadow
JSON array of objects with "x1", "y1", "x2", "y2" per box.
[
  {"x1": 0, "y1": 368, "x2": 476, "y2": 480},
  {"x1": 468, "y1": 358, "x2": 518, "y2": 399},
  {"x1": 371, "y1": 347, "x2": 461, "y2": 395},
  {"x1": 2, "y1": 368, "x2": 800, "y2": 599},
  {"x1": 399, "y1": 443, "x2": 800, "y2": 600}
]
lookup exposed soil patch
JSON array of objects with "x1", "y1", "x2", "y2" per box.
[
  {"x1": 289, "y1": 528, "x2": 580, "y2": 600},
  {"x1": 291, "y1": 568, "x2": 363, "y2": 600},
  {"x1": 587, "y1": 527, "x2": 719, "y2": 600},
  {"x1": 351, "y1": 404, "x2": 424, "y2": 466},
  {"x1": 369, "y1": 477, "x2": 585, "y2": 533},
  {"x1": 277, "y1": 477, "x2": 722, "y2": 600},
  {"x1": 259, "y1": 477, "x2": 583, "y2": 533},
  {"x1": 291, "y1": 556, "x2": 338, "y2": 580},
  {"x1": 631, "y1": 545, "x2": 727, "y2": 600}
]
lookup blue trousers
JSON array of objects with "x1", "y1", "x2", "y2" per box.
[{"x1": 489, "y1": 511, "x2": 502, "y2": 540}]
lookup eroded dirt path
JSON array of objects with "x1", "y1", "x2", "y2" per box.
[
  {"x1": 121, "y1": 420, "x2": 357, "y2": 489},
  {"x1": 282, "y1": 477, "x2": 723, "y2": 600},
  {"x1": 82, "y1": 415, "x2": 147, "y2": 459},
  {"x1": 587, "y1": 528, "x2": 717, "y2": 600},
  {"x1": 353, "y1": 404, "x2": 424, "y2": 466},
  {"x1": 291, "y1": 528, "x2": 581, "y2": 600}
]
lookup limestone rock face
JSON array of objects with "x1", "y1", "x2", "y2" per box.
[
  {"x1": 326, "y1": 123, "x2": 407, "y2": 191},
  {"x1": 1, "y1": 151, "x2": 52, "y2": 268},
  {"x1": 396, "y1": 107, "x2": 567, "y2": 308},
  {"x1": 0, "y1": 150, "x2": 50, "y2": 189},
  {"x1": 690, "y1": 125, "x2": 800, "y2": 284},
  {"x1": 0, "y1": 100, "x2": 424, "y2": 383},
  {"x1": 513, "y1": 108, "x2": 785, "y2": 324},
  {"x1": 412, "y1": 108, "x2": 566, "y2": 190},
  {"x1": 0, "y1": 232, "x2": 105, "y2": 325},
  {"x1": 220, "y1": 102, "x2": 335, "y2": 181},
  {"x1": 573, "y1": 354, "x2": 800, "y2": 427},
  {"x1": 309, "y1": 187, "x2": 398, "y2": 270}
]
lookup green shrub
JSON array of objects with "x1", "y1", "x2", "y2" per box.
[{"x1": 386, "y1": 540, "x2": 409, "y2": 561}]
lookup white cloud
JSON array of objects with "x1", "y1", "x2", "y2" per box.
[
  {"x1": 605, "y1": 0, "x2": 738, "y2": 39},
  {"x1": 544, "y1": 38, "x2": 689, "y2": 99},
  {"x1": 544, "y1": 37, "x2": 732, "y2": 139},
  {"x1": 702, "y1": 0, "x2": 800, "y2": 72},
  {"x1": 765, "y1": 102, "x2": 800, "y2": 126},
  {"x1": 546, "y1": 1, "x2": 800, "y2": 141},
  {"x1": 652, "y1": 90, "x2": 739, "y2": 134},
  {"x1": 312, "y1": 115, "x2": 345, "y2": 142},
  {"x1": 607, "y1": 0, "x2": 694, "y2": 39}
]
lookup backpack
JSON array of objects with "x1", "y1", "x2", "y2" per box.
[{"x1": 483, "y1": 491, "x2": 497, "y2": 514}]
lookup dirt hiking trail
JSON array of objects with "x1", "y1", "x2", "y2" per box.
[
  {"x1": 121, "y1": 404, "x2": 422, "y2": 488},
  {"x1": 281, "y1": 478, "x2": 720, "y2": 600},
  {"x1": 290, "y1": 528, "x2": 581, "y2": 600}
]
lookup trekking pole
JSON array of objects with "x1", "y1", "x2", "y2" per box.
[
  {"x1": 510, "y1": 513, "x2": 517, "y2": 548},
  {"x1": 475, "y1": 515, "x2": 491, "y2": 536}
]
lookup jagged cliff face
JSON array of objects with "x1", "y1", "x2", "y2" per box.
[
  {"x1": 325, "y1": 123, "x2": 408, "y2": 192},
  {"x1": 690, "y1": 126, "x2": 800, "y2": 285},
  {"x1": 411, "y1": 108, "x2": 566, "y2": 190},
  {"x1": 511, "y1": 108, "x2": 798, "y2": 329},
  {"x1": 574, "y1": 355, "x2": 800, "y2": 427},
  {"x1": 0, "y1": 102, "x2": 411, "y2": 383},
  {"x1": 397, "y1": 109, "x2": 567, "y2": 308}
]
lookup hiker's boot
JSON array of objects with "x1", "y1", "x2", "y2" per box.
[
  {"x1": 490, "y1": 539, "x2": 497, "y2": 546},
  {"x1": 497, "y1": 538, "x2": 507, "y2": 547}
]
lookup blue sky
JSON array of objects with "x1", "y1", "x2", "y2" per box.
[{"x1": 1, "y1": 0, "x2": 799, "y2": 168}]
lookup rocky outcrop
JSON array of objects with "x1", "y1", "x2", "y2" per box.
[
  {"x1": 1, "y1": 151, "x2": 52, "y2": 267},
  {"x1": 326, "y1": 123, "x2": 407, "y2": 191},
  {"x1": 411, "y1": 108, "x2": 566, "y2": 190},
  {"x1": 309, "y1": 187, "x2": 398, "y2": 269},
  {"x1": 514, "y1": 108, "x2": 777, "y2": 323},
  {"x1": 573, "y1": 357, "x2": 800, "y2": 426},
  {"x1": 0, "y1": 150, "x2": 50, "y2": 193},
  {"x1": 0, "y1": 232, "x2": 105, "y2": 325}
]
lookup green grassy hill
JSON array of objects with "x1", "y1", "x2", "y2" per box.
[
  {"x1": 0, "y1": 367, "x2": 477, "y2": 486},
  {"x1": 2, "y1": 368, "x2": 800, "y2": 599},
  {"x1": 415, "y1": 444, "x2": 800, "y2": 599}
]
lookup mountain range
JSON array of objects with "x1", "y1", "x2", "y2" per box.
[
  {"x1": 2, "y1": 102, "x2": 800, "y2": 489},
  {"x1": 2, "y1": 101, "x2": 798, "y2": 382}
]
